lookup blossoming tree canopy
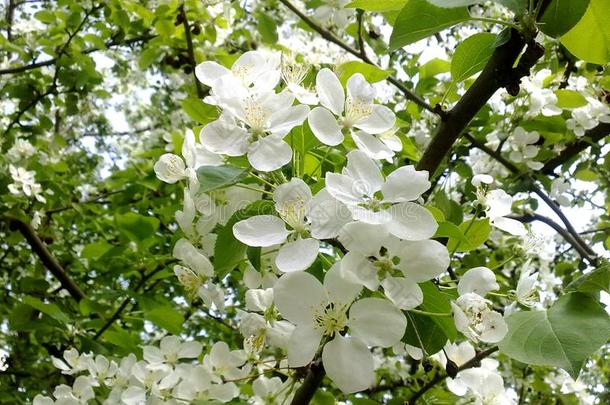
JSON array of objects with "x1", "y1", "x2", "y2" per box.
[{"x1": 3, "y1": 0, "x2": 610, "y2": 404}]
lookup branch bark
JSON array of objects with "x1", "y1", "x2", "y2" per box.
[
  {"x1": 416, "y1": 32, "x2": 544, "y2": 175},
  {"x1": 179, "y1": 4, "x2": 205, "y2": 98},
  {"x1": 7, "y1": 217, "x2": 85, "y2": 302},
  {"x1": 290, "y1": 361, "x2": 325, "y2": 405},
  {"x1": 541, "y1": 122, "x2": 610, "y2": 174}
]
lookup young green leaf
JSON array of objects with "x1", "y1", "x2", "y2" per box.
[
  {"x1": 560, "y1": 0, "x2": 610, "y2": 64},
  {"x1": 196, "y1": 165, "x2": 248, "y2": 193},
  {"x1": 539, "y1": 0, "x2": 590, "y2": 38},
  {"x1": 451, "y1": 32, "x2": 496, "y2": 82}
]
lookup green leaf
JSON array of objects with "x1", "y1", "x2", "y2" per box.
[
  {"x1": 145, "y1": 306, "x2": 185, "y2": 335},
  {"x1": 389, "y1": 0, "x2": 469, "y2": 49},
  {"x1": 429, "y1": 0, "x2": 528, "y2": 14},
  {"x1": 34, "y1": 10, "x2": 55, "y2": 24},
  {"x1": 566, "y1": 266, "x2": 610, "y2": 296},
  {"x1": 574, "y1": 169, "x2": 598, "y2": 181},
  {"x1": 246, "y1": 246, "x2": 261, "y2": 271},
  {"x1": 213, "y1": 200, "x2": 275, "y2": 278},
  {"x1": 560, "y1": 0, "x2": 610, "y2": 64},
  {"x1": 451, "y1": 33, "x2": 496, "y2": 82},
  {"x1": 434, "y1": 221, "x2": 468, "y2": 242},
  {"x1": 419, "y1": 58, "x2": 451, "y2": 80},
  {"x1": 499, "y1": 292, "x2": 610, "y2": 378},
  {"x1": 419, "y1": 282, "x2": 457, "y2": 341},
  {"x1": 336, "y1": 61, "x2": 394, "y2": 85},
  {"x1": 554, "y1": 89, "x2": 587, "y2": 108},
  {"x1": 196, "y1": 165, "x2": 248, "y2": 193},
  {"x1": 256, "y1": 13, "x2": 278, "y2": 43},
  {"x1": 446, "y1": 218, "x2": 491, "y2": 252},
  {"x1": 115, "y1": 212, "x2": 159, "y2": 246},
  {"x1": 346, "y1": 0, "x2": 407, "y2": 11},
  {"x1": 539, "y1": 0, "x2": 590, "y2": 37},
  {"x1": 22, "y1": 296, "x2": 70, "y2": 324},
  {"x1": 181, "y1": 98, "x2": 219, "y2": 125},
  {"x1": 81, "y1": 241, "x2": 113, "y2": 260}
]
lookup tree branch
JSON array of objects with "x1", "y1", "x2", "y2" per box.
[
  {"x1": 290, "y1": 360, "x2": 325, "y2": 405},
  {"x1": 278, "y1": 0, "x2": 438, "y2": 116},
  {"x1": 179, "y1": 4, "x2": 205, "y2": 98},
  {"x1": 463, "y1": 133, "x2": 597, "y2": 263},
  {"x1": 416, "y1": 31, "x2": 544, "y2": 175},
  {"x1": 6, "y1": 217, "x2": 85, "y2": 302},
  {"x1": 406, "y1": 346, "x2": 499, "y2": 404},
  {"x1": 541, "y1": 122, "x2": 610, "y2": 174}
]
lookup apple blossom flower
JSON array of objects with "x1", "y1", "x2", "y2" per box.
[
  {"x1": 550, "y1": 177, "x2": 571, "y2": 207},
  {"x1": 482, "y1": 189, "x2": 527, "y2": 236},
  {"x1": 8, "y1": 165, "x2": 46, "y2": 203},
  {"x1": 308, "y1": 69, "x2": 395, "y2": 151},
  {"x1": 281, "y1": 57, "x2": 318, "y2": 105},
  {"x1": 325, "y1": 150, "x2": 437, "y2": 239},
  {"x1": 507, "y1": 127, "x2": 543, "y2": 170},
  {"x1": 338, "y1": 222, "x2": 449, "y2": 309},
  {"x1": 313, "y1": 0, "x2": 354, "y2": 28},
  {"x1": 233, "y1": 178, "x2": 351, "y2": 272},
  {"x1": 273, "y1": 265, "x2": 407, "y2": 393},
  {"x1": 143, "y1": 335, "x2": 203, "y2": 367}
]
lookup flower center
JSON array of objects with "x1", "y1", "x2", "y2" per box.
[
  {"x1": 314, "y1": 302, "x2": 348, "y2": 337},
  {"x1": 175, "y1": 266, "x2": 204, "y2": 297},
  {"x1": 243, "y1": 97, "x2": 270, "y2": 134},
  {"x1": 278, "y1": 199, "x2": 307, "y2": 233},
  {"x1": 343, "y1": 96, "x2": 372, "y2": 128}
]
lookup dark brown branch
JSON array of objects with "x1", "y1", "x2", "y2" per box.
[
  {"x1": 541, "y1": 122, "x2": 610, "y2": 174},
  {"x1": 179, "y1": 4, "x2": 205, "y2": 99},
  {"x1": 406, "y1": 346, "x2": 499, "y2": 404},
  {"x1": 416, "y1": 31, "x2": 544, "y2": 175},
  {"x1": 464, "y1": 133, "x2": 597, "y2": 262},
  {"x1": 0, "y1": 34, "x2": 156, "y2": 76},
  {"x1": 290, "y1": 361, "x2": 325, "y2": 405},
  {"x1": 279, "y1": 0, "x2": 438, "y2": 115},
  {"x1": 6, "y1": 217, "x2": 85, "y2": 302}
]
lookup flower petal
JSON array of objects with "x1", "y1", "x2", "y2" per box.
[
  {"x1": 274, "y1": 178, "x2": 312, "y2": 213},
  {"x1": 195, "y1": 61, "x2": 230, "y2": 86},
  {"x1": 346, "y1": 73, "x2": 374, "y2": 103},
  {"x1": 354, "y1": 104, "x2": 395, "y2": 134},
  {"x1": 274, "y1": 271, "x2": 326, "y2": 324},
  {"x1": 492, "y1": 216, "x2": 527, "y2": 236},
  {"x1": 275, "y1": 238, "x2": 319, "y2": 272},
  {"x1": 268, "y1": 104, "x2": 310, "y2": 136},
  {"x1": 343, "y1": 150, "x2": 384, "y2": 195},
  {"x1": 348, "y1": 297, "x2": 407, "y2": 347},
  {"x1": 232, "y1": 215, "x2": 290, "y2": 247},
  {"x1": 340, "y1": 251, "x2": 379, "y2": 290},
  {"x1": 386, "y1": 202, "x2": 438, "y2": 240},
  {"x1": 338, "y1": 222, "x2": 387, "y2": 257},
  {"x1": 458, "y1": 267, "x2": 499, "y2": 297},
  {"x1": 324, "y1": 263, "x2": 362, "y2": 306},
  {"x1": 307, "y1": 189, "x2": 353, "y2": 239},
  {"x1": 200, "y1": 119, "x2": 250, "y2": 156},
  {"x1": 247, "y1": 137, "x2": 292, "y2": 172},
  {"x1": 287, "y1": 324, "x2": 323, "y2": 367},
  {"x1": 308, "y1": 107, "x2": 344, "y2": 146},
  {"x1": 316, "y1": 68, "x2": 345, "y2": 115},
  {"x1": 352, "y1": 130, "x2": 394, "y2": 160},
  {"x1": 381, "y1": 276, "x2": 423, "y2": 310},
  {"x1": 154, "y1": 154, "x2": 186, "y2": 184},
  {"x1": 397, "y1": 239, "x2": 450, "y2": 282},
  {"x1": 325, "y1": 173, "x2": 363, "y2": 205},
  {"x1": 381, "y1": 165, "x2": 431, "y2": 203},
  {"x1": 322, "y1": 336, "x2": 375, "y2": 393}
]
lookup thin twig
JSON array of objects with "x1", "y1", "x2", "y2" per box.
[{"x1": 179, "y1": 4, "x2": 205, "y2": 98}]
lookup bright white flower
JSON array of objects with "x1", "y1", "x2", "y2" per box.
[
  {"x1": 273, "y1": 266, "x2": 407, "y2": 393},
  {"x1": 203, "y1": 341, "x2": 247, "y2": 380},
  {"x1": 31, "y1": 210, "x2": 42, "y2": 230},
  {"x1": 200, "y1": 93, "x2": 309, "y2": 171},
  {"x1": 143, "y1": 335, "x2": 203, "y2": 366},
  {"x1": 313, "y1": 0, "x2": 354, "y2": 28},
  {"x1": 281, "y1": 57, "x2": 318, "y2": 105},
  {"x1": 338, "y1": 222, "x2": 449, "y2": 308},
  {"x1": 514, "y1": 260, "x2": 538, "y2": 307},
  {"x1": 325, "y1": 150, "x2": 437, "y2": 239},
  {"x1": 154, "y1": 129, "x2": 222, "y2": 186},
  {"x1": 522, "y1": 69, "x2": 561, "y2": 117},
  {"x1": 250, "y1": 376, "x2": 293, "y2": 404},
  {"x1": 8, "y1": 138, "x2": 36, "y2": 160},
  {"x1": 52, "y1": 348, "x2": 93, "y2": 375},
  {"x1": 87, "y1": 355, "x2": 117, "y2": 382},
  {"x1": 194, "y1": 186, "x2": 261, "y2": 232},
  {"x1": 482, "y1": 189, "x2": 526, "y2": 236},
  {"x1": 550, "y1": 177, "x2": 571, "y2": 207},
  {"x1": 507, "y1": 127, "x2": 543, "y2": 170},
  {"x1": 233, "y1": 178, "x2": 351, "y2": 272},
  {"x1": 566, "y1": 96, "x2": 610, "y2": 137},
  {"x1": 52, "y1": 376, "x2": 97, "y2": 403},
  {"x1": 452, "y1": 293, "x2": 507, "y2": 343},
  {"x1": 308, "y1": 69, "x2": 395, "y2": 150},
  {"x1": 448, "y1": 367, "x2": 516, "y2": 404},
  {"x1": 8, "y1": 165, "x2": 46, "y2": 203},
  {"x1": 457, "y1": 267, "x2": 499, "y2": 297},
  {"x1": 471, "y1": 174, "x2": 494, "y2": 187}
]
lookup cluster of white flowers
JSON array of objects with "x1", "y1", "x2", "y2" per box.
[
  {"x1": 34, "y1": 336, "x2": 270, "y2": 404},
  {"x1": 311, "y1": 0, "x2": 354, "y2": 29},
  {"x1": 7, "y1": 164, "x2": 46, "y2": 203},
  {"x1": 506, "y1": 127, "x2": 543, "y2": 170},
  {"x1": 521, "y1": 69, "x2": 562, "y2": 118},
  {"x1": 566, "y1": 95, "x2": 610, "y2": 137}
]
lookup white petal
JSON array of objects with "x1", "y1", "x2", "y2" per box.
[
  {"x1": 344, "y1": 150, "x2": 384, "y2": 194},
  {"x1": 322, "y1": 336, "x2": 375, "y2": 393},
  {"x1": 273, "y1": 271, "x2": 326, "y2": 324},
  {"x1": 346, "y1": 73, "x2": 374, "y2": 103},
  {"x1": 397, "y1": 239, "x2": 450, "y2": 282},
  {"x1": 274, "y1": 177, "x2": 312, "y2": 213},
  {"x1": 486, "y1": 189, "x2": 513, "y2": 219},
  {"x1": 338, "y1": 221, "x2": 386, "y2": 257},
  {"x1": 287, "y1": 324, "x2": 323, "y2": 367},
  {"x1": 308, "y1": 107, "x2": 344, "y2": 146},
  {"x1": 386, "y1": 202, "x2": 438, "y2": 240},
  {"x1": 458, "y1": 267, "x2": 499, "y2": 297},
  {"x1": 173, "y1": 238, "x2": 214, "y2": 277},
  {"x1": 471, "y1": 174, "x2": 494, "y2": 186},
  {"x1": 245, "y1": 288, "x2": 274, "y2": 312},
  {"x1": 354, "y1": 105, "x2": 395, "y2": 134},
  {"x1": 209, "y1": 382, "x2": 239, "y2": 402},
  {"x1": 316, "y1": 68, "x2": 345, "y2": 115},
  {"x1": 247, "y1": 137, "x2": 292, "y2": 172},
  {"x1": 307, "y1": 189, "x2": 353, "y2": 239},
  {"x1": 350, "y1": 205, "x2": 392, "y2": 224},
  {"x1": 381, "y1": 276, "x2": 423, "y2": 310},
  {"x1": 352, "y1": 130, "x2": 394, "y2": 160},
  {"x1": 178, "y1": 341, "x2": 203, "y2": 358},
  {"x1": 348, "y1": 297, "x2": 407, "y2": 347},
  {"x1": 200, "y1": 119, "x2": 249, "y2": 156},
  {"x1": 325, "y1": 172, "x2": 364, "y2": 205},
  {"x1": 154, "y1": 154, "x2": 186, "y2": 184},
  {"x1": 268, "y1": 105, "x2": 310, "y2": 136},
  {"x1": 381, "y1": 165, "x2": 431, "y2": 203},
  {"x1": 195, "y1": 61, "x2": 230, "y2": 87},
  {"x1": 492, "y1": 216, "x2": 527, "y2": 236},
  {"x1": 143, "y1": 346, "x2": 164, "y2": 364},
  {"x1": 479, "y1": 311, "x2": 508, "y2": 343},
  {"x1": 324, "y1": 263, "x2": 362, "y2": 306},
  {"x1": 275, "y1": 238, "x2": 319, "y2": 272},
  {"x1": 232, "y1": 215, "x2": 290, "y2": 247},
  {"x1": 340, "y1": 251, "x2": 379, "y2": 290}
]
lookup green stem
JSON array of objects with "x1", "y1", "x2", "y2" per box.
[
  {"x1": 468, "y1": 16, "x2": 521, "y2": 30},
  {"x1": 409, "y1": 309, "x2": 452, "y2": 317}
]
